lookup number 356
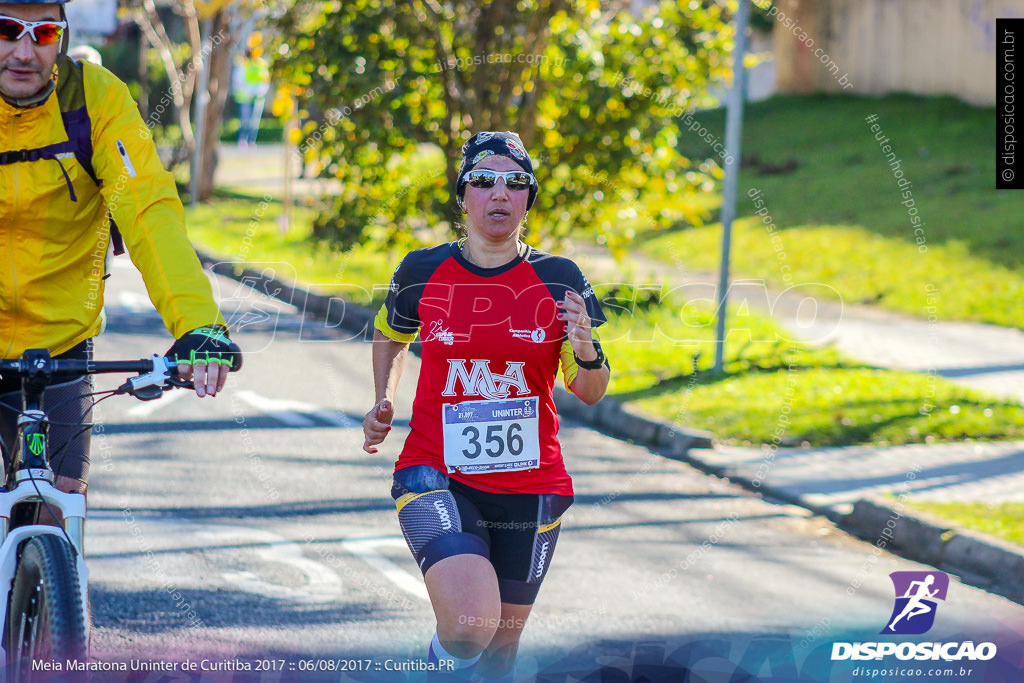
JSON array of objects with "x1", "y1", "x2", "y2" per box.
[{"x1": 460, "y1": 423, "x2": 524, "y2": 458}]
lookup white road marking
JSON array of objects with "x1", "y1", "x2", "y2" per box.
[
  {"x1": 312, "y1": 410, "x2": 359, "y2": 428},
  {"x1": 235, "y1": 391, "x2": 357, "y2": 428},
  {"x1": 341, "y1": 537, "x2": 429, "y2": 602},
  {"x1": 91, "y1": 516, "x2": 343, "y2": 603},
  {"x1": 234, "y1": 390, "x2": 316, "y2": 426},
  {"x1": 204, "y1": 525, "x2": 342, "y2": 603},
  {"x1": 126, "y1": 389, "x2": 187, "y2": 417}
]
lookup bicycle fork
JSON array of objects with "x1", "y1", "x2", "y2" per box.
[{"x1": 0, "y1": 480, "x2": 90, "y2": 667}]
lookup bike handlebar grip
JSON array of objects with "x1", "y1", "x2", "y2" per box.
[
  {"x1": 4, "y1": 356, "x2": 159, "y2": 377},
  {"x1": 55, "y1": 360, "x2": 156, "y2": 374},
  {"x1": 166, "y1": 326, "x2": 242, "y2": 373},
  {"x1": 0, "y1": 357, "x2": 154, "y2": 376},
  {"x1": 1, "y1": 351, "x2": 239, "y2": 378}
]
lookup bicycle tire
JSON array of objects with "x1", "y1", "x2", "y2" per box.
[{"x1": 5, "y1": 534, "x2": 88, "y2": 679}]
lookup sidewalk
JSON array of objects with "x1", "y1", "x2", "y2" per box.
[
  {"x1": 694, "y1": 441, "x2": 1024, "y2": 509},
  {"x1": 215, "y1": 142, "x2": 343, "y2": 196},
  {"x1": 211, "y1": 144, "x2": 1024, "y2": 604}
]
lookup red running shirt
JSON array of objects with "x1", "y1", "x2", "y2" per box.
[{"x1": 374, "y1": 242, "x2": 607, "y2": 495}]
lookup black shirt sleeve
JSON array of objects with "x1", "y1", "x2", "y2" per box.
[
  {"x1": 527, "y1": 249, "x2": 607, "y2": 331},
  {"x1": 573, "y1": 266, "x2": 606, "y2": 330}
]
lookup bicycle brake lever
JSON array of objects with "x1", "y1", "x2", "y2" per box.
[
  {"x1": 117, "y1": 354, "x2": 176, "y2": 400},
  {"x1": 166, "y1": 376, "x2": 195, "y2": 390},
  {"x1": 130, "y1": 385, "x2": 165, "y2": 401}
]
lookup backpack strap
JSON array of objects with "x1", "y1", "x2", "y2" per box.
[{"x1": 56, "y1": 61, "x2": 125, "y2": 256}]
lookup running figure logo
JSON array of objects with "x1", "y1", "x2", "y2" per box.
[{"x1": 882, "y1": 571, "x2": 949, "y2": 635}]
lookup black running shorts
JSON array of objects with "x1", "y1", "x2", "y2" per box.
[{"x1": 392, "y1": 464, "x2": 573, "y2": 605}]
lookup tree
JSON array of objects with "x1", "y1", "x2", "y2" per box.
[
  {"x1": 273, "y1": 0, "x2": 734, "y2": 255},
  {"x1": 129, "y1": 0, "x2": 204, "y2": 168},
  {"x1": 194, "y1": 7, "x2": 236, "y2": 200},
  {"x1": 129, "y1": 0, "x2": 276, "y2": 201}
]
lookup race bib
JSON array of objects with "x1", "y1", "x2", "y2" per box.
[{"x1": 442, "y1": 397, "x2": 540, "y2": 474}]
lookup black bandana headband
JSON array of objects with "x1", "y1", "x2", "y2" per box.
[{"x1": 456, "y1": 131, "x2": 537, "y2": 211}]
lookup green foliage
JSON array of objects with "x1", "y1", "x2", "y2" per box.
[
  {"x1": 220, "y1": 115, "x2": 286, "y2": 144},
  {"x1": 271, "y1": 0, "x2": 734, "y2": 253}
]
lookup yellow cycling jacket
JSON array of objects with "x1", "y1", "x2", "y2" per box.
[{"x1": 0, "y1": 60, "x2": 225, "y2": 359}]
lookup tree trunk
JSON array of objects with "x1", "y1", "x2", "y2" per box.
[
  {"x1": 135, "y1": 0, "x2": 194, "y2": 153},
  {"x1": 197, "y1": 9, "x2": 235, "y2": 202},
  {"x1": 136, "y1": 25, "x2": 148, "y2": 121}
]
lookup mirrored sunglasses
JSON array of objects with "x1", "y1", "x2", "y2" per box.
[
  {"x1": 465, "y1": 169, "x2": 536, "y2": 191},
  {"x1": 0, "y1": 16, "x2": 67, "y2": 46}
]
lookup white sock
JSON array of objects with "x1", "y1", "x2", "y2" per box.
[{"x1": 429, "y1": 631, "x2": 481, "y2": 670}]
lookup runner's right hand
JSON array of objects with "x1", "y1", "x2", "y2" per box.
[{"x1": 362, "y1": 399, "x2": 395, "y2": 454}]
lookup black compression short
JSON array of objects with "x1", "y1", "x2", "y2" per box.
[{"x1": 392, "y1": 465, "x2": 573, "y2": 605}]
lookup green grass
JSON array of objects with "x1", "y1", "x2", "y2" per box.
[
  {"x1": 629, "y1": 364, "x2": 1024, "y2": 448},
  {"x1": 596, "y1": 288, "x2": 1024, "y2": 447},
  {"x1": 184, "y1": 193, "x2": 394, "y2": 303},
  {"x1": 642, "y1": 95, "x2": 1023, "y2": 328},
  {"x1": 219, "y1": 116, "x2": 286, "y2": 144},
  {"x1": 906, "y1": 503, "x2": 1024, "y2": 548}
]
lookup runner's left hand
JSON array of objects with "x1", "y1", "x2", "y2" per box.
[{"x1": 557, "y1": 291, "x2": 598, "y2": 360}]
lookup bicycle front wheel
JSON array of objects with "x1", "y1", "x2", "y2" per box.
[{"x1": 5, "y1": 534, "x2": 88, "y2": 679}]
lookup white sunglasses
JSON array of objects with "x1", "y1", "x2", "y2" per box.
[{"x1": 0, "y1": 15, "x2": 67, "y2": 46}]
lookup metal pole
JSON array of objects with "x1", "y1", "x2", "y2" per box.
[
  {"x1": 190, "y1": 19, "x2": 214, "y2": 207},
  {"x1": 713, "y1": 0, "x2": 750, "y2": 375},
  {"x1": 281, "y1": 98, "x2": 296, "y2": 233}
]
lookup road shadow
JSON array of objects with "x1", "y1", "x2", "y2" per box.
[{"x1": 780, "y1": 447, "x2": 1024, "y2": 500}]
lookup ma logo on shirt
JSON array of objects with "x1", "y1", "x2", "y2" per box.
[{"x1": 443, "y1": 359, "x2": 530, "y2": 400}]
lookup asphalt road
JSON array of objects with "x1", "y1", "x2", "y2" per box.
[{"x1": 75, "y1": 258, "x2": 1024, "y2": 682}]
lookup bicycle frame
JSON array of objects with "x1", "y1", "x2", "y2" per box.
[
  {"x1": 0, "y1": 349, "x2": 181, "y2": 668},
  {"x1": 0, "y1": 350, "x2": 91, "y2": 667}
]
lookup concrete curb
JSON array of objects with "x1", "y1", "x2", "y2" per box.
[
  {"x1": 552, "y1": 387, "x2": 713, "y2": 456},
  {"x1": 843, "y1": 498, "x2": 1024, "y2": 605},
  {"x1": 204, "y1": 258, "x2": 378, "y2": 340},
  {"x1": 198, "y1": 251, "x2": 1024, "y2": 607}
]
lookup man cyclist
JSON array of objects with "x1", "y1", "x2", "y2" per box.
[{"x1": 0, "y1": 0, "x2": 241, "y2": 497}]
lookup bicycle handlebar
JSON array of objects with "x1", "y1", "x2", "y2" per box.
[
  {"x1": 0, "y1": 352, "x2": 186, "y2": 401},
  {"x1": 0, "y1": 357, "x2": 178, "y2": 377}
]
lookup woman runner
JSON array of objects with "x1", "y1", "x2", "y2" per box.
[{"x1": 363, "y1": 131, "x2": 610, "y2": 681}]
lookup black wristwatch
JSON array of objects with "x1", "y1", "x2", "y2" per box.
[{"x1": 574, "y1": 340, "x2": 606, "y2": 370}]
